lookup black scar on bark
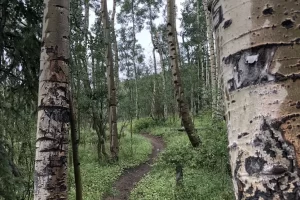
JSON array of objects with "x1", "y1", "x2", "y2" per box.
[
  {"x1": 282, "y1": 19, "x2": 294, "y2": 29},
  {"x1": 238, "y1": 132, "x2": 249, "y2": 139},
  {"x1": 223, "y1": 19, "x2": 232, "y2": 29},
  {"x1": 262, "y1": 118, "x2": 293, "y2": 158},
  {"x1": 245, "y1": 186, "x2": 274, "y2": 200},
  {"x1": 245, "y1": 184, "x2": 254, "y2": 195},
  {"x1": 235, "y1": 151, "x2": 244, "y2": 199},
  {"x1": 253, "y1": 137, "x2": 262, "y2": 146},
  {"x1": 245, "y1": 156, "x2": 266, "y2": 175},
  {"x1": 237, "y1": 179, "x2": 246, "y2": 200},
  {"x1": 224, "y1": 46, "x2": 276, "y2": 92},
  {"x1": 212, "y1": 6, "x2": 224, "y2": 30},
  {"x1": 263, "y1": 141, "x2": 276, "y2": 158},
  {"x1": 263, "y1": 7, "x2": 274, "y2": 15},
  {"x1": 43, "y1": 107, "x2": 70, "y2": 123},
  {"x1": 285, "y1": 185, "x2": 300, "y2": 200}
]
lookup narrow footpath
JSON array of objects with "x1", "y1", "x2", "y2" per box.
[{"x1": 104, "y1": 133, "x2": 165, "y2": 200}]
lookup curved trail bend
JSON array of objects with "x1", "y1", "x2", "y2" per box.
[{"x1": 104, "y1": 133, "x2": 165, "y2": 200}]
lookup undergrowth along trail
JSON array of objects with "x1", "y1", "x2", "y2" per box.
[
  {"x1": 104, "y1": 134, "x2": 165, "y2": 200},
  {"x1": 130, "y1": 112, "x2": 235, "y2": 200}
]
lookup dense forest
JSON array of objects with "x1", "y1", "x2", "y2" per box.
[{"x1": 1, "y1": 0, "x2": 300, "y2": 199}]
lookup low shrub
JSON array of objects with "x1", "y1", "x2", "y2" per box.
[{"x1": 133, "y1": 117, "x2": 163, "y2": 134}]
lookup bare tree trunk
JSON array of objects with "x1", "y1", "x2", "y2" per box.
[
  {"x1": 102, "y1": 0, "x2": 119, "y2": 161},
  {"x1": 34, "y1": 0, "x2": 70, "y2": 199},
  {"x1": 156, "y1": 33, "x2": 168, "y2": 119},
  {"x1": 203, "y1": 0, "x2": 217, "y2": 116},
  {"x1": 149, "y1": 6, "x2": 159, "y2": 119},
  {"x1": 131, "y1": 0, "x2": 139, "y2": 119},
  {"x1": 212, "y1": 0, "x2": 300, "y2": 199},
  {"x1": 167, "y1": 0, "x2": 201, "y2": 147},
  {"x1": 151, "y1": 48, "x2": 158, "y2": 119},
  {"x1": 0, "y1": 0, "x2": 8, "y2": 67},
  {"x1": 111, "y1": 0, "x2": 119, "y2": 87},
  {"x1": 70, "y1": 94, "x2": 82, "y2": 200}
]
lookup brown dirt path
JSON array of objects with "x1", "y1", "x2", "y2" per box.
[{"x1": 104, "y1": 133, "x2": 165, "y2": 200}]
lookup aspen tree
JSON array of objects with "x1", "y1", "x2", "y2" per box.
[
  {"x1": 167, "y1": 0, "x2": 200, "y2": 147},
  {"x1": 34, "y1": 0, "x2": 70, "y2": 199},
  {"x1": 211, "y1": 0, "x2": 300, "y2": 198}
]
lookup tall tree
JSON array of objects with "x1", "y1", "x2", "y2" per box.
[
  {"x1": 101, "y1": 0, "x2": 119, "y2": 161},
  {"x1": 118, "y1": 0, "x2": 146, "y2": 119},
  {"x1": 212, "y1": 0, "x2": 300, "y2": 198},
  {"x1": 34, "y1": 0, "x2": 70, "y2": 199},
  {"x1": 203, "y1": 0, "x2": 216, "y2": 116},
  {"x1": 111, "y1": 0, "x2": 119, "y2": 86},
  {"x1": 167, "y1": 0, "x2": 200, "y2": 147},
  {"x1": 143, "y1": 0, "x2": 163, "y2": 119}
]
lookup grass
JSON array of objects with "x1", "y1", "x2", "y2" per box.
[
  {"x1": 130, "y1": 112, "x2": 235, "y2": 200},
  {"x1": 68, "y1": 130, "x2": 152, "y2": 199}
]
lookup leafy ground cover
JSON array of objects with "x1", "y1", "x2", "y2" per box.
[{"x1": 68, "y1": 130, "x2": 152, "y2": 199}]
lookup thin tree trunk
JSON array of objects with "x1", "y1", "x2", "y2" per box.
[
  {"x1": 151, "y1": 48, "x2": 158, "y2": 118},
  {"x1": 70, "y1": 94, "x2": 83, "y2": 200},
  {"x1": 111, "y1": 0, "x2": 119, "y2": 87},
  {"x1": 213, "y1": 0, "x2": 300, "y2": 199},
  {"x1": 0, "y1": 0, "x2": 8, "y2": 67},
  {"x1": 132, "y1": 0, "x2": 139, "y2": 119},
  {"x1": 196, "y1": 0, "x2": 204, "y2": 112},
  {"x1": 34, "y1": 0, "x2": 70, "y2": 199},
  {"x1": 167, "y1": 0, "x2": 200, "y2": 147},
  {"x1": 156, "y1": 33, "x2": 168, "y2": 119},
  {"x1": 149, "y1": 6, "x2": 159, "y2": 119},
  {"x1": 203, "y1": 0, "x2": 216, "y2": 116},
  {"x1": 102, "y1": 0, "x2": 119, "y2": 161}
]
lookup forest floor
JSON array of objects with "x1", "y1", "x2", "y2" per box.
[{"x1": 104, "y1": 133, "x2": 165, "y2": 200}]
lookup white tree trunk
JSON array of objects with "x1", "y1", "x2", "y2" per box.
[
  {"x1": 34, "y1": 0, "x2": 70, "y2": 199},
  {"x1": 203, "y1": 0, "x2": 217, "y2": 115},
  {"x1": 212, "y1": 0, "x2": 300, "y2": 199},
  {"x1": 102, "y1": 0, "x2": 119, "y2": 160},
  {"x1": 167, "y1": 0, "x2": 200, "y2": 147}
]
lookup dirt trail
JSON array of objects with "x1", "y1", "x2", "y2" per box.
[{"x1": 104, "y1": 133, "x2": 165, "y2": 200}]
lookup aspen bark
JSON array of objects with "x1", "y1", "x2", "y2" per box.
[
  {"x1": 131, "y1": 0, "x2": 139, "y2": 119},
  {"x1": 151, "y1": 48, "x2": 158, "y2": 118},
  {"x1": 149, "y1": 5, "x2": 159, "y2": 119},
  {"x1": 155, "y1": 33, "x2": 168, "y2": 118},
  {"x1": 102, "y1": 0, "x2": 119, "y2": 161},
  {"x1": 70, "y1": 95, "x2": 82, "y2": 200},
  {"x1": 111, "y1": 0, "x2": 119, "y2": 86},
  {"x1": 203, "y1": 0, "x2": 217, "y2": 115},
  {"x1": 167, "y1": 0, "x2": 200, "y2": 147},
  {"x1": 211, "y1": 0, "x2": 300, "y2": 199},
  {"x1": 34, "y1": 0, "x2": 70, "y2": 199}
]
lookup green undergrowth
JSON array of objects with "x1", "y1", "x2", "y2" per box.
[
  {"x1": 68, "y1": 130, "x2": 152, "y2": 199},
  {"x1": 130, "y1": 112, "x2": 235, "y2": 200}
]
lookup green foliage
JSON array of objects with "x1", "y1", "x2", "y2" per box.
[
  {"x1": 132, "y1": 118, "x2": 164, "y2": 134},
  {"x1": 68, "y1": 131, "x2": 152, "y2": 199},
  {"x1": 130, "y1": 113, "x2": 234, "y2": 200}
]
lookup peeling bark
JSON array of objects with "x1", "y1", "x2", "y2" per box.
[
  {"x1": 212, "y1": 0, "x2": 300, "y2": 199},
  {"x1": 34, "y1": 0, "x2": 70, "y2": 199},
  {"x1": 167, "y1": 0, "x2": 201, "y2": 147}
]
